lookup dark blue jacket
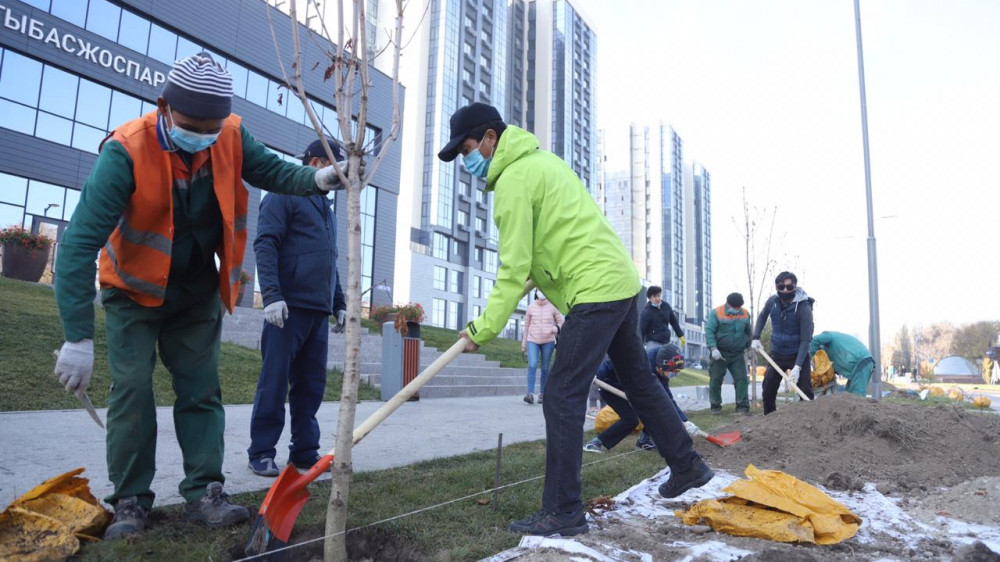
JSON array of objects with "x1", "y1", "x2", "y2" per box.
[
  {"x1": 639, "y1": 301, "x2": 684, "y2": 344},
  {"x1": 753, "y1": 289, "x2": 815, "y2": 365},
  {"x1": 254, "y1": 193, "x2": 345, "y2": 314}
]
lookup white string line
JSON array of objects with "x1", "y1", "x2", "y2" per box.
[{"x1": 235, "y1": 446, "x2": 653, "y2": 561}]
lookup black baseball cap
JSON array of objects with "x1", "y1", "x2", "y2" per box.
[
  {"x1": 656, "y1": 344, "x2": 685, "y2": 372},
  {"x1": 437, "y1": 102, "x2": 503, "y2": 162},
  {"x1": 297, "y1": 138, "x2": 346, "y2": 164}
]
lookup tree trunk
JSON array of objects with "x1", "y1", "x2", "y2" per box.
[{"x1": 325, "y1": 159, "x2": 364, "y2": 561}]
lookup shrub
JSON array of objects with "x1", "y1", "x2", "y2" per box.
[{"x1": 0, "y1": 225, "x2": 52, "y2": 256}]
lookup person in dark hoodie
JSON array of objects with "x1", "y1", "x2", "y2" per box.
[
  {"x1": 246, "y1": 138, "x2": 347, "y2": 476},
  {"x1": 639, "y1": 286, "x2": 685, "y2": 351},
  {"x1": 751, "y1": 271, "x2": 816, "y2": 414}
]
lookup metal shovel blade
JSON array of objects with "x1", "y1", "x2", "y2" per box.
[{"x1": 704, "y1": 431, "x2": 742, "y2": 447}]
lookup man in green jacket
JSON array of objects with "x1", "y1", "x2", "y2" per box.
[
  {"x1": 52, "y1": 53, "x2": 343, "y2": 540},
  {"x1": 440, "y1": 103, "x2": 713, "y2": 537},
  {"x1": 809, "y1": 331, "x2": 873, "y2": 396},
  {"x1": 706, "y1": 293, "x2": 752, "y2": 415}
]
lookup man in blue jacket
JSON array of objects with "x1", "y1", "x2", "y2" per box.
[
  {"x1": 247, "y1": 138, "x2": 347, "y2": 476},
  {"x1": 639, "y1": 286, "x2": 685, "y2": 352}
]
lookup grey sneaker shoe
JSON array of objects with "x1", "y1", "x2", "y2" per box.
[
  {"x1": 104, "y1": 496, "x2": 147, "y2": 540},
  {"x1": 183, "y1": 482, "x2": 250, "y2": 528},
  {"x1": 583, "y1": 438, "x2": 604, "y2": 453},
  {"x1": 523, "y1": 393, "x2": 535, "y2": 404},
  {"x1": 537, "y1": 393, "x2": 543, "y2": 403},
  {"x1": 248, "y1": 457, "x2": 280, "y2": 477}
]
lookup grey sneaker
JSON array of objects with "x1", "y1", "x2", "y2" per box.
[
  {"x1": 104, "y1": 497, "x2": 147, "y2": 540},
  {"x1": 523, "y1": 393, "x2": 535, "y2": 404},
  {"x1": 248, "y1": 457, "x2": 280, "y2": 477},
  {"x1": 183, "y1": 482, "x2": 250, "y2": 528},
  {"x1": 583, "y1": 438, "x2": 604, "y2": 453}
]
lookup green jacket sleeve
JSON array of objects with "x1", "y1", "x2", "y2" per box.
[
  {"x1": 466, "y1": 173, "x2": 534, "y2": 345},
  {"x1": 744, "y1": 313, "x2": 753, "y2": 347},
  {"x1": 56, "y1": 141, "x2": 136, "y2": 342},
  {"x1": 809, "y1": 331, "x2": 830, "y2": 355},
  {"x1": 239, "y1": 125, "x2": 326, "y2": 195},
  {"x1": 705, "y1": 309, "x2": 718, "y2": 348}
]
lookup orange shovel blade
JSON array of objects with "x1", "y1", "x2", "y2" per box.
[
  {"x1": 248, "y1": 454, "x2": 334, "y2": 550},
  {"x1": 705, "y1": 431, "x2": 742, "y2": 447}
]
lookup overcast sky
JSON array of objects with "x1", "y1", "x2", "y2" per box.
[{"x1": 574, "y1": 0, "x2": 1000, "y2": 343}]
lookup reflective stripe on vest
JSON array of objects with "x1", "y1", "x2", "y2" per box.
[{"x1": 98, "y1": 111, "x2": 247, "y2": 311}]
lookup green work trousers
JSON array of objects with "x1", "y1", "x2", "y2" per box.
[
  {"x1": 708, "y1": 351, "x2": 749, "y2": 410},
  {"x1": 845, "y1": 358, "x2": 874, "y2": 396},
  {"x1": 102, "y1": 286, "x2": 224, "y2": 510}
]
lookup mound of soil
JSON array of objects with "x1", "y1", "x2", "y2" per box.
[{"x1": 698, "y1": 394, "x2": 1000, "y2": 491}]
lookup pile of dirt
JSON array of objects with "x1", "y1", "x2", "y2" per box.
[
  {"x1": 698, "y1": 394, "x2": 1000, "y2": 492},
  {"x1": 911, "y1": 476, "x2": 1000, "y2": 526}
]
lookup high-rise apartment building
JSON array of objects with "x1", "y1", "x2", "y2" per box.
[
  {"x1": 394, "y1": 0, "x2": 596, "y2": 336},
  {"x1": 684, "y1": 161, "x2": 711, "y2": 362}
]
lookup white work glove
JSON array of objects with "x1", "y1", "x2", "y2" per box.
[
  {"x1": 264, "y1": 301, "x2": 289, "y2": 328},
  {"x1": 683, "y1": 421, "x2": 701, "y2": 437},
  {"x1": 314, "y1": 161, "x2": 347, "y2": 191},
  {"x1": 790, "y1": 365, "x2": 802, "y2": 381},
  {"x1": 751, "y1": 339, "x2": 763, "y2": 352},
  {"x1": 710, "y1": 348, "x2": 722, "y2": 361},
  {"x1": 54, "y1": 339, "x2": 94, "y2": 394},
  {"x1": 332, "y1": 309, "x2": 346, "y2": 333}
]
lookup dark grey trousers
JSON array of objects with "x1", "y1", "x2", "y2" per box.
[{"x1": 541, "y1": 293, "x2": 702, "y2": 513}]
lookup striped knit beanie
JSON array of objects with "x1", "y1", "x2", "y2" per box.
[{"x1": 161, "y1": 52, "x2": 233, "y2": 119}]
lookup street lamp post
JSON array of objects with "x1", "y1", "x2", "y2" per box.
[{"x1": 852, "y1": 0, "x2": 882, "y2": 399}]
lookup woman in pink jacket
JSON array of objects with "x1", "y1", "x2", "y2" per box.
[{"x1": 521, "y1": 291, "x2": 564, "y2": 404}]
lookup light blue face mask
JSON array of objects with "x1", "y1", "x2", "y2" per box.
[
  {"x1": 462, "y1": 138, "x2": 492, "y2": 178},
  {"x1": 165, "y1": 107, "x2": 220, "y2": 153}
]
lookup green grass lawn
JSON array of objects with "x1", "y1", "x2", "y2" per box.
[
  {"x1": 77, "y1": 409, "x2": 742, "y2": 561},
  {"x1": 0, "y1": 277, "x2": 377, "y2": 411}
]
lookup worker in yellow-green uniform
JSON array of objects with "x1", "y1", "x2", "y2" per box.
[
  {"x1": 440, "y1": 102, "x2": 714, "y2": 538},
  {"x1": 52, "y1": 52, "x2": 344, "y2": 541}
]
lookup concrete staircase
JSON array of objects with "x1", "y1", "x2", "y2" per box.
[{"x1": 221, "y1": 307, "x2": 528, "y2": 398}]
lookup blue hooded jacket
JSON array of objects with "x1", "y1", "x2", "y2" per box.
[{"x1": 254, "y1": 192, "x2": 345, "y2": 314}]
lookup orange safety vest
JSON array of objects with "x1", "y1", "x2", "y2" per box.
[
  {"x1": 98, "y1": 111, "x2": 248, "y2": 312},
  {"x1": 714, "y1": 305, "x2": 749, "y2": 320}
]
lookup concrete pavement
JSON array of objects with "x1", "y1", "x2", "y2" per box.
[{"x1": 0, "y1": 384, "x2": 754, "y2": 508}]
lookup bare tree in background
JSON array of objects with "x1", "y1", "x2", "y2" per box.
[
  {"x1": 733, "y1": 186, "x2": 778, "y2": 410},
  {"x1": 267, "y1": 1, "x2": 405, "y2": 559}
]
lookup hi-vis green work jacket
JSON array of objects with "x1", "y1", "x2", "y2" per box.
[{"x1": 465, "y1": 126, "x2": 641, "y2": 345}]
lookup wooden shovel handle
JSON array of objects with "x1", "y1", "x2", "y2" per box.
[
  {"x1": 755, "y1": 348, "x2": 812, "y2": 401},
  {"x1": 593, "y1": 377, "x2": 628, "y2": 400}
]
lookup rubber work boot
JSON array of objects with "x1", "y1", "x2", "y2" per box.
[
  {"x1": 183, "y1": 482, "x2": 250, "y2": 528},
  {"x1": 508, "y1": 507, "x2": 589, "y2": 536},
  {"x1": 104, "y1": 496, "x2": 147, "y2": 540},
  {"x1": 658, "y1": 460, "x2": 715, "y2": 499}
]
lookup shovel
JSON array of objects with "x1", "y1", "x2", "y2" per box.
[
  {"x1": 591, "y1": 378, "x2": 742, "y2": 447},
  {"x1": 755, "y1": 348, "x2": 813, "y2": 401},
  {"x1": 245, "y1": 281, "x2": 535, "y2": 558}
]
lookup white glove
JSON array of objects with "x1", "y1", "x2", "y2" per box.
[
  {"x1": 683, "y1": 421, "x2": 701, "y2": 437},
  {"x1": 54, "y1": 339, "x2": 94, "y2": 394},
  {"x1": 264, "y1": 301, "x2": 289, "y2": 328},
  {"x1": 751, "y1": 339, "x2": 763, "y2": 352},
  {"x1": 332, "y1": 309, "x2": 346, "y2": 333},
  {"x1": 710, "y1": 348, "x2": 722, "y2": 361},
  {"x1": 790, "y1": 365, "x2": 802, "y2": 380},
  {"x1": 314, "y1": 161, "x2": 347, "y2": 191}
]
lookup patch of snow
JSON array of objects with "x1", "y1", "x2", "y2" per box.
[
  {"x1": 669, "y1": 540, "x2": 753, "y2": 561},
  {"x1": 517, "y1": 536, "x2": 617, "y2": 561},
  {"x1": 826, "y1": 483, "x2": 937, "y2": 543}
]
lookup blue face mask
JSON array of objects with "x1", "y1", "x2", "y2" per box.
[
  {"x1": 165, "y1": 108, "x2": 220, "y2": 153},
  {"x1": 462, "y1": 138, "x2": 492, "y2": 178}
]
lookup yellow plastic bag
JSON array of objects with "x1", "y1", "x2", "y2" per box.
[
  {"x1": 676, "y1": 464, "x2": 861, "y2": 545},
  {"x1": 0, "y1": 468, "x2": 110, "y2": 561},
  {"x1": 811, "y1": 350, "x2": 835, "y2": 389},
  {"x1": 593, "y1": 405, "x2": 643, "y2": 434}
]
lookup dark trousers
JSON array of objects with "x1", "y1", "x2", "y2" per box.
[
  {"x1": 761, "y1": 352, "x2": 815, "y2": 414},
  {"x1": 595, "y1": 390, "x2": 639, "y2": 449},
  {"x1": 248, "y1": 307, "x2": 329, "y2": 464},
  {"x1": 543, "y1": 294, "x2": 700, "y2": 513}
]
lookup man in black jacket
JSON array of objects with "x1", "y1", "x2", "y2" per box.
[
  {"x1": 639, "y1": 286, "x2": 685, "y2": 352},
  {"x1": 751, "y1": 271, "x2": 816, "y2": 414},
  {"x1": 247, "y1": 138, "x2": 347, "y2": 476}
]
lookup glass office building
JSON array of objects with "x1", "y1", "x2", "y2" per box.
[{"x1": 0, "y1": 0, "x2": 402, "y2": 308}]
